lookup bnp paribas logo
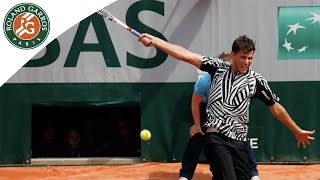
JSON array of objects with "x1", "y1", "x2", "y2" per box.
[
  {"x1": 3, "y1": 3, "x2": 50, "y2": 50},
  {"x1": 278, "y1": 6, "x2": 320, "y2": 60}
]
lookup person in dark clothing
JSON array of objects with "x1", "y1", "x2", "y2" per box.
[
  {"x1": 110, "y1": 119, "x2": 140, "y2": 157},
  {"x1": 59, "y1": 127, "x2": 84, "y2": 157},
  {"x1": 33, "y1": 124, "x2": 57, "y2": 157}
]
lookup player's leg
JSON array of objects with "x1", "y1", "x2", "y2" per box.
[
  {"x1": 204, "y1": 132, "x2": 236, "y2": 180},
  {"x1": 230, "y1": 140, "x2": 250, "y2": 180}
]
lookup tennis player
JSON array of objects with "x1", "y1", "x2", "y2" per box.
[{"x1": 139, "y1": 34, "x2": 315, "y2": 180}]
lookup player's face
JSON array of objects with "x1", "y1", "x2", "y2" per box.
[{"x1": 231, "y1": 49, "x2": 254, "y2": 74}]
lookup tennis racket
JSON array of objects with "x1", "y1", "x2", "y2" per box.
[{"x1": 97, "y1": 9, "x2": 152, "y2": 45}]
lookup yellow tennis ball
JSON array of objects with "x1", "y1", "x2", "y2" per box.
[{"x1": 140, "y1": 129, "x2": 151, "y2": 141}]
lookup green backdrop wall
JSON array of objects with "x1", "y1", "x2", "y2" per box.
[{"x1": 0, "y1": 82, "x2": 319, "y2": 164}]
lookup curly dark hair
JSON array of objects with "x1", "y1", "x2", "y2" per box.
[{"x1": 232, "y1": 35, "x2": 256, "y2": 54}]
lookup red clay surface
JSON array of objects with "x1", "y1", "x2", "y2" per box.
[{"x1": 0, "y1": 163, "x2": 319, "y2": 180}]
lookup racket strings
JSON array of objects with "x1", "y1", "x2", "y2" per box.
[{"x1": 97, "y1": 9, "x2": 114, "y2": 21}]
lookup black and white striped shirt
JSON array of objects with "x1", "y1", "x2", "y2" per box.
[{"x1": 200, "y1": 57, "x2": 279, "y2": 141}]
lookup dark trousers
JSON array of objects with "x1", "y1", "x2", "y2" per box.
[
  {"x1": 248, "y1": 141, "x2": 258, "y2": 177},
  {"x1": 179, "y1": 103, "x2": 207, "y2": 179},
  {"x1": 180, "y1": 133, "x2": 258, "y2": 179},
  {"x1": 180, "y1": 103, "x2": 258, "y2": 179},
  {"x1": 179, "y1": 132, "x2": 205, "y2": 179},
  {"x1": 204, "y1": 132, "x2": 250, "y2": 180}
]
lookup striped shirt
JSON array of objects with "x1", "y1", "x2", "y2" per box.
[{"x1": 199, "y1": 57, "x2": 279, "y2": 141}]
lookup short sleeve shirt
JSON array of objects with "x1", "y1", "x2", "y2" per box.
[
  {"x1": 194, "y1": 73, "x2": 211, "y2": 103},
  {"x1": 199, "y1": 57, "x2": 279, "y2": 141}
]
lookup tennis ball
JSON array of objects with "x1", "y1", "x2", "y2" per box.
[{"x1": 140, "y1": 129, "x2": 151, "y2": 141}]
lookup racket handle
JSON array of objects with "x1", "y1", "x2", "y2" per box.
[
  {"x1": 145, "y1": 39, "x2": 153, "y2": 46},
  {"x1": 130, "y1": 29, "x2": 141, "y2": 37},
  {"x1": 130, "y1": 29, "x2": 153, "y2": 45}
]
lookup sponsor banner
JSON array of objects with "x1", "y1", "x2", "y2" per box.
[
  {"x1": 8, "y1": 0, "x2": 201, "y2": 83},
  {"x1": 247, "y1": 127, "x2": 264, "y2": 159},
  {"x1": 278, "y1": 6, "x2": 320, "y2": 59},
  {"x1": 3, "y1": 0, "x2": 320, "y2": 84}
]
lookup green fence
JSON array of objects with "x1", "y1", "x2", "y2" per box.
[{"x1": 0, "y1": 82, "x2": 319, "y2": 164}]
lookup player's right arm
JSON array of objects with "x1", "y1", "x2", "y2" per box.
[{"x1": 139, "y1": 33, "x2": 203, "y2": 68}]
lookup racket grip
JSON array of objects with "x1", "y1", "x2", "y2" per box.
[
  {"x1": 130, "y1": 29, "x2": 141, "y2": 37},
  {"x1": 131, "y1": 29, "x2": 153, "y2": 45},
  {"x1": 145, "y1": 38, "x2": 153, "y2": 46}
]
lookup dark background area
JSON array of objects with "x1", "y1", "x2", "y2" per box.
[{"x1": 31, "y1": 103, "x2": 141, "y2": 158}]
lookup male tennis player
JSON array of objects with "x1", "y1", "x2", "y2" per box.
[
  {"x1": 139, "y1": 34, "x2": 315, "y2": 180},
  {"x1": 180, "y1": 52, "x2": 260, "y2": 180}
]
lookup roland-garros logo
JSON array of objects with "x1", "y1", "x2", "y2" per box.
[{"x1": 3, "y1": 3, "x2": 50, "y2": 49}]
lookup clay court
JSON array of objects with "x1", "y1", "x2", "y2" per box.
[{"x1": 0, "y1": 162, "x2": 319, "y2": 180}]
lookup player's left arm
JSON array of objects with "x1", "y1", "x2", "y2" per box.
[
  {"x1": 269, "y1": 102, "x2": 315, "y2": 149},
  {"x1": 253, "y1": 75, "x2": 315, "y2": 149}
]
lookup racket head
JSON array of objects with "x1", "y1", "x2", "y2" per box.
[{"x1": 97, "y1": 9, "x2": 115, "y2": 22}]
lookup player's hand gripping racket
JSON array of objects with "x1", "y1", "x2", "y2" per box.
[{"x1": 97, "y1": 9, "x2": 152, "y2": 45}]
